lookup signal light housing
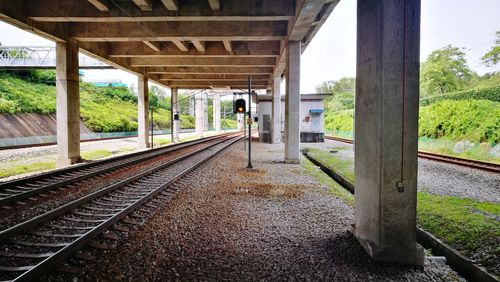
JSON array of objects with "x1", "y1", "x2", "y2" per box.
[{"x1": 234, "y1": 98, "x2": 246, "y2": 113}]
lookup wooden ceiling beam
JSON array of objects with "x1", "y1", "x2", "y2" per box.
[
  {"x1": 208, "y1": 0, "x2": 220, "y2": 11},
  {"x1": 142, "y1": 41, "x2": 162, "y2": 52},
  {"x1": 191, "y1": 40, "x2": 206, "y2": 52},
  {"x1": 172, "y1": 40, "x2": 189, "y2": 52}
]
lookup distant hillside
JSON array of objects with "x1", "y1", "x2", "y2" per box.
[{"x1": 0, "y1": 73, "x2": 195, "y2": 133}]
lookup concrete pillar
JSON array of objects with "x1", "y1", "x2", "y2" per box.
[
  {"x1": 195, "y1": 93, "x2": 204, "y2": 136},
  {"x1": 271, "y1": 75, "x2": 282, "y2": 144},
  {"x1": 172, "y1": 88, "x2": 180, "y2": 142},
  {"x1": 284, "y1": 41, "x2": 301, "y2": 163},
  {"x1": 237, "y1": 113, "x2": 244, "y2": 131},
  {"x1": 56, "y1": 40, "x2": 81, "y2": 167},
  {"x1": 188, "y1": 96, "x2": 195, "y2": 117},
  {"x1": 213, "y1": 94, "x2": 221, "y2": 132},
  {"x1": 203, "y1": 93, "x2": 209, "y2": 131},
  {"x1": 354, "y1": 0, "x2": 423, "y2": 266},
  {"x1": 137, "y1": 73, "x2": 150, "y2": 148}
]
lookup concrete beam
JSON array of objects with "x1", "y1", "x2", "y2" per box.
[
  {"x1": 222, "y1": 40, "x2": 233, "y2": 53},
  {"x1": 208, "y1": 0, "x2": 220, "y2": 11},
  {"x1": 132, "y1": 0, "x2": 152, "y2": 11},
  {"x1": 56, "y1": 40, "x2": 81, "y2": 167},
  {"x1": 271, "y1": 75, "x2": 282, "y2": 143},
  {"x1": 87, "y1": 0, "x2": 109, "y2": 11},
  {"x1": 284, "y1": 41, "x2": 301, "y2": 163},
  {"x1": 172, "y1": 40, "x2": 189, "y2": 52},
  {"x1": 191, "y1": 40, "x2": 206, "y2": 52},
  {"x1": 137, "y1": 74, "x2": 150, "y2": 148},
  {"x1": 161, "y1": 0, "x2": 179, "y2": 11},
  {"x1": 154, "y1": 74, "x2": 270, "y2": 80},
  {"x1": 107, "y1": 41, "x2": 280, "y2": 57},
  {"x1": 129, "y1": 57, "x2": 276, "y2": 67},
  {"x1": 69, "y1": 21, "x2": 288, "y2": 42},
  {"x1": 168, "y1": 80, "x2": 268, "y2": 87},
  {"x1": 142, "y1": 41, "x2": 162, "y2": 52},
  {"x1": 146, "y1": 66, "x2": 273, "y2": 75},
  {"x1": 354, "y1": 0, "x2": 423, "y2": 266},
  {"x1": 27, "y1": 0, "x2": 294, "y2": 22}
]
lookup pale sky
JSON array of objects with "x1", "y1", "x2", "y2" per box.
[{"x1": 0, "y1": 0, "x2": 499, "y2": 93}]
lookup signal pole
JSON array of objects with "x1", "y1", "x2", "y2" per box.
[{"x1": 246, "y1": 76, "x2": 253, "y2": 169}]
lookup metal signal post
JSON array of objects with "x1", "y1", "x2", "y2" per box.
[{"x1": 247, "y1": 76, "x2": 253, "y2": 169}]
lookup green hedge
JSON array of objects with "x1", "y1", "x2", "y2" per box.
[
  {"x1": 419, "y1": 99, "x2": 500, "y2": 143},
  {"x1": 420, "y1": 86, "x2": 500, "y2": 106}
]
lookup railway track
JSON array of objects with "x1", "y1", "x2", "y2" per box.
[
  {"x1": 325, "y1": 136, "x2": 500, "y2": 173},
  {"x1": 0, "y1": 134, "x2": 242, "y2": 281},
  {"x1": 0, "y1": 133, "x2": 235, "y2": 207}
]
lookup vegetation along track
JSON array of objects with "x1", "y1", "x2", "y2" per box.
[
  {"x1": 0, "y1": 134, "x2": 242, "y2": 281},
  {"x1": 325, "y1": 136, "x2": 500, "y2": 173},
  {"x1": 0, "y1": 132, "x2": 236, "y2": 206}
]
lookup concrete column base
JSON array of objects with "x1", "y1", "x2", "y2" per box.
[
  {"x1": 284, "y1": 158, "x2": 301, "y2": 164},
  {"x1": 57, "y1": 156, "x2": 81, "y2": 167},
  {"x1": 352, "y1": 228, "x2": 425, "y2": 266}
]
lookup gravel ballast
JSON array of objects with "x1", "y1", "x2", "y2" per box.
[
  {"x1": 305, "y1": 140, "x2": 500, "y2": 203},
  {"x1": 69, "y1": 140, "x2": 463, "y2": 281}
]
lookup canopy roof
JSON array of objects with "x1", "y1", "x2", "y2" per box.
[{"x1": 0, "y1": 0, "x2": 339, "y2": 89}]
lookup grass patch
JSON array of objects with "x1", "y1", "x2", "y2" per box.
[
  {"x1": 305, "y1": 148, "x2": 355, "y2": 183},
  {"x1": 81, "y1": 149, "x2": 113, "y2": 160},
  {"x1": 153, "y1": 138, "x2": 171, "y2": 146},
  {"x1": 417, "y1": 192, "x2": 500, "y2": 252},
  {"x1": 302, "y1": 157, "x2": 354, "y2": 206},
  {"x1": 0, "y1": 161, "x2": 55, "y2": 178}
]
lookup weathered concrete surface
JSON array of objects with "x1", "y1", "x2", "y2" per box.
[
  {"x1": 271, "y1": 75, "x2": 281, "y2": 144},
  {"x1": 354, "y1": 0, "x2": 423, "y2": 266},
  {"x1": 284, "y1": 41, "x2": 301, "y2": 164},
  {"x1": 195, "y1": 92, "x2": 204, "y2": 136},
  {"x1": 56, "y1": 40, "x2": 81, "y2": 167},
  {"x1": 0, "y1": 113, "x2": 90, "y2": 139},
  {"x1": 137, "y1": 74, "x2": 150, "y2": 149}
]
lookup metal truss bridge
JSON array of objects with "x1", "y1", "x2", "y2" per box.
[{"x1": 0, "y1": 46, "x2": 112, "y2": 69}]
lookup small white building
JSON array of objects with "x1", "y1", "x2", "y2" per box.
[{"x1": 256, "y1": 94, "x2": 331, "y2": 143}]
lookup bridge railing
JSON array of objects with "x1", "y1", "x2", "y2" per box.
[{"x1": 0, "y1": 46, "x2": 111, "y2": 69}]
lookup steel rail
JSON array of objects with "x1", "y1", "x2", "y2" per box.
[
  {"x1": 324, "y1": 136, "x2": 499, "y2": 173},
  {"x1": 0, "y1": 132, "x2": 235, "y2": 206},
  {"x1": 0, "y1": 135, "x2": 242, "y2": 281}
]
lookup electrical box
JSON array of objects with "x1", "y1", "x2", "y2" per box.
[{"x1": 173, "y1": 113, "x2": 179, "y2": 121}]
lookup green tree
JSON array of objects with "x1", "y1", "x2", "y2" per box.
[
  {"x1": 420, "y1": 45, "x2": 474, "y2": 96},
  {"x1": 316, "y1": 77, "x2": 355, "y2": 111},
  {"x1": 481, "y1": 31, "x2": 500, "y2": 67}
]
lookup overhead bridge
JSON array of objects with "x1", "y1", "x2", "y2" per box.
[{"x1": 0, "y1": 46, "x2": 111, "y2": 69}]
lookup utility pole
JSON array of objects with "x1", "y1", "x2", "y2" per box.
[
  {"x1": 247, "y1": 76, "x2": 253, "y2": 169},
  {"x1": 170, "y1": 93, "x2": 174, "y2": 143}
]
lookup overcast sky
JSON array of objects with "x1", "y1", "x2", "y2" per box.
[{"x1": 0, "y1": 0, "x2": 499, "y2": 94}]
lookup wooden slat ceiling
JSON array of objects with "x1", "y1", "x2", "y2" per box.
[{"x1": 0, "y1": 0, "x2": 339, "y2": 89}]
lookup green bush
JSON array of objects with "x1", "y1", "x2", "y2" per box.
[
  {"x1": 324, "y1": 109, "x2": 354, "y2": 132},
  {"x1": 420, "y1": 85, "x2": 500, "y2": 106},
  {"x1": 0, "y1": 74, "x2": 195, "y2": 132},
  {"x1": 419, "y1": 99, "x2": 500, "y2": 143}
]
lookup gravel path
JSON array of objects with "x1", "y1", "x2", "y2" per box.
[
  {"x1": 304, "y1": 140, "x2": 500, "y2": 203},
  {"x1": 69, "y1": 141, "x2": 463, "y2": 281}
]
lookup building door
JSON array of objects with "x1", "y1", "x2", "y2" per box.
[{"x1": 311, "y1": 114, "x2": 321, "y2": 132}]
